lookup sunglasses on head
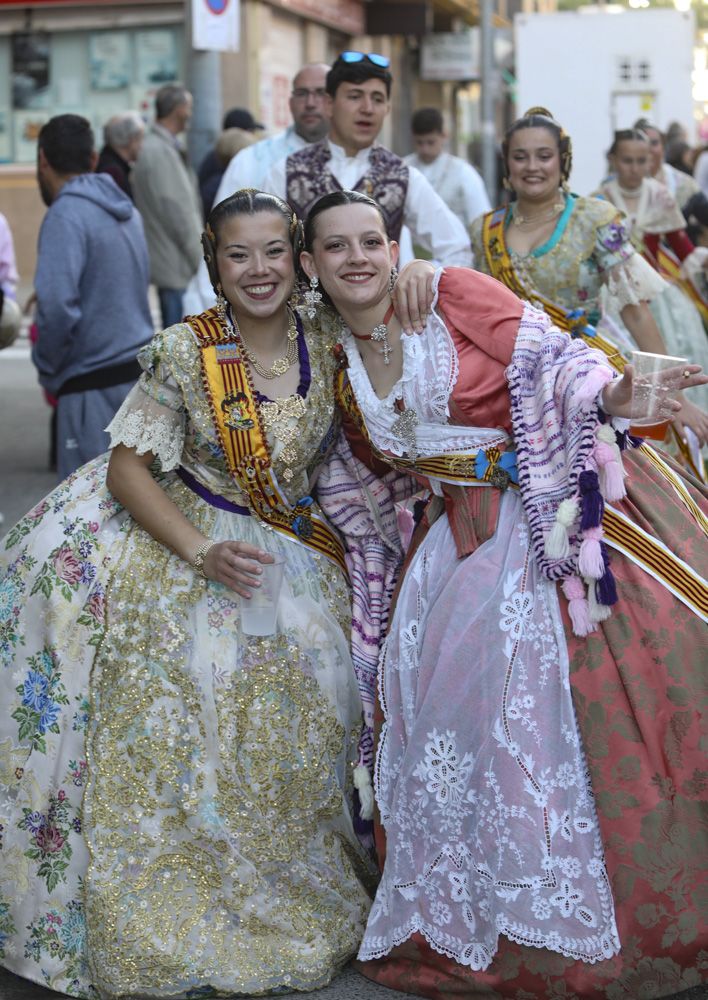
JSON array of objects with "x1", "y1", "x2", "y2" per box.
[{"x1": 339, "y1": 51, "x2": 391, "y2": 69}]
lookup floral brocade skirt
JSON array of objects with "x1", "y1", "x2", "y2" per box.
[
  {"x1": 357, "y1": 446, "x2": 708, "y2": 999},
  {"x1": 0, "y1": 456, "x2": 375, "y2": 999}
]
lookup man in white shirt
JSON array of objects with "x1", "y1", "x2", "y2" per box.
[
  {"x1": 404, "y1": 107, "x2": 491, "y2": 232},
  {"x1": 185, "y1": 63, "x2": 330, "y2": 312},
  {"x1": 264, "y1": 53, "x2": 472, "y2": 267}
]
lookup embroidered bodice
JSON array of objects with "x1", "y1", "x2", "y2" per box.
[
  {"x1": 471, "y1": 194, "x2": 663, "y2": 319},
  {"x1": 108, "y1": 313, "x2": 338, "y2": 506}
]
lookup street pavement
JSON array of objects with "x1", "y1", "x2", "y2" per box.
[{"x1": 0, "y1": 348, "x2": 706, "y2": 1000}]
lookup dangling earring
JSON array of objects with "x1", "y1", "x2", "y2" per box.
[
  {"x1": 304, "y1": 275, "x2": 322, "y2": 319},
  {"x1": 215, "y1": 285, "x2": 227, "y2": 324},
  {"x1": 388, "y1": 266, "x2": 399, "y2": 293},
  {"x1": 502, "y1": 176, "x2": 512, "y2": 191}
]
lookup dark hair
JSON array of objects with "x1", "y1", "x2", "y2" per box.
[
  {"x1": 411, "y1": 107, "x2": 444, "y2": 135},
  {"x1": 633, "y1": 118, "x2": 664, "y2": 144},
  {"x1": 502, "y1": 107, "x2": 572, "y2": 183},
  {"x1": 608, "y1": 128, "x2": 648, "y2": 156},
  {"x1": 38, "y1": 114, "x2": 95, "y2": 174},
  {"x1": 202, "y1": 189, "x2": 302, "y2": 293},
  {"x1": 326, "y1": 56, "x2": 392, "y2": 98},
  {"x1": 302, "y1": 189, "x2": 386, "y2": 254},
  {"x1": 155, "y1": 83, "x2": 190, "y2": 120}
]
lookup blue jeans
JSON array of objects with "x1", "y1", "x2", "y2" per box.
[{"x1": 158, "y1": 287, "x2": 186, "y2": 328}]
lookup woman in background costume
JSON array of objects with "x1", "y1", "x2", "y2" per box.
[{"x1": 470, "y1": 109, "x2": 708, "y2": 472}]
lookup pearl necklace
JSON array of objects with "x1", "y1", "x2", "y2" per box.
[{"x1": 616, "y1": 182, "x2": 642, "y2": 199}]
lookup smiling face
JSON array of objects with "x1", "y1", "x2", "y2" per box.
[
  {"x1": 214, "y1": 211, "x2": 295, "y2": 322},
  {"x1": 506, "y1": 126, "x2": 562, "y2": 201},
  {"x1": 613, "y1": 138, "x2": 650, "y2": 191},
  {"x1": 300, "y1": 202, "x2": 398, "y2": 313},
  {"x1": 326, "y1": 78, "x2": 390, "y2": 154}
]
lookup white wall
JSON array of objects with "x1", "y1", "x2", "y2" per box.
[{"x1": 514, "y1": 8, "x2": 695, "y2": 196}]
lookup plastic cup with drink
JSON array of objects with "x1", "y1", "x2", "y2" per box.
[
  {"x1": 628, "y1": 351, "x2": 687, "y2": 441},
  {"x1": 239, "y1": 554, "x2": 285, "y2": 636}
]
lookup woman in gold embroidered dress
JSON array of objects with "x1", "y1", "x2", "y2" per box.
[
  {"x1": 0, "y1": 190, "x2": 419, "y2": 998},
  {"x1": 470, "y1": 108, "x2": 708, "y2": 451}
]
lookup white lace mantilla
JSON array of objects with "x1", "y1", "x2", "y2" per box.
[
  {"x1": 359, "y1": 466, "x2": 620, "y2": 971},
  {"x1": 340, "y1": 270, "x2": 509, "y2": 464},
  {"x1": 106, "y1": 381, "x2": 185, "y2": 471}
]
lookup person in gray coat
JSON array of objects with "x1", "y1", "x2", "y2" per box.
[
  {"x1": 34, "y1": 114, "x2": 153, "y2": 480},
  {"x1": 131, "y1": 84, "x2": 203, "y2": 327}
]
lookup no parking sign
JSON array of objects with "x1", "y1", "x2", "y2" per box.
[{"x1": 192, "y1": 0, "x2": 240, "y2": 52}]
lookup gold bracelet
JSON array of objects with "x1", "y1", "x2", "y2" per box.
[{"x1": 192, "y1": 539, "x2": 215, "y2": 578}]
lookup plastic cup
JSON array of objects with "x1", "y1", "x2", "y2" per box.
[
  {"x1": 239, "y1": 555, "x2": 285, "y2": 636},
  {"x1": 629, "y1": 350, "x2": 687, "y2": 441}
]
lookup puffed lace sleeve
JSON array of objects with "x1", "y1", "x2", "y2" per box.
[
  {"x1": 106, "y1": 332, "x2": 187, "y2": 470},
  {"x1": 594, "y1": 213, "x2": 666, "y2": 312}
]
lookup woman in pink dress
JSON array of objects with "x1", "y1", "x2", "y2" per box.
[{"x1": 301, "y1": 190, "x2": 708, "y2": 999}]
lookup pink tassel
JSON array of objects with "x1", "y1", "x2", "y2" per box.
[
  {"x1": 594, "y1": 425, "x2": 627, "y2": 502},
  {"x1": 561, "y1": 576, "x2": 596, "y2": 637},
  {"x1": 578, "y1": 526, "x2": 605, "y2": 579}
]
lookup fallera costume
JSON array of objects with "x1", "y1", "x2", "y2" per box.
[
  {"x1": 326, "y1": 269, "x2": 707, "y2": 998},
  {"x1": 594, "y1": 177, "x2": 708, "y2": 354},
  {"x1": 0, "y1": 308, "x2": 379, "y2": 998},
  {"x1": 471, "y1": 193, "x2": 708, "y2": 474}
]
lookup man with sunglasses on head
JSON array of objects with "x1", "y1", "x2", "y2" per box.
[
  {"x1": 263, "y1": 52, "x2": 472, "y2": 266},
  {"x1": 184, "y1": 63, "x2": 330, "y2": 311}
]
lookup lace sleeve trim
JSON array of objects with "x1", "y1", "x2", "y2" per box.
[
  {"x1": 106, "y1": 384, "x2": 185, "y2": 471},
  {"x1": 603, "y1": 253, "x2": 666, "y2": 311}
]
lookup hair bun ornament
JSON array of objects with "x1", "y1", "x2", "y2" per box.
[{"x1": 524, "y1": 106, "x2": 556, "y2": 121}]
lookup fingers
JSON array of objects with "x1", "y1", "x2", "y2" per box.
[
  {"x1": 202, "y1": 541, "x2": 275, "y2": 596},
  {"x1": 393, "y1": 262, "x2": 435, "y2": 334}
]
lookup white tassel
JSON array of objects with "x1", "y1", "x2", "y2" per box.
[
  {"x1": 353, "y1": 764, "x2": 375, "y2": 820},
  {"x1": 587, "y1": 576, "x2": 612, "y2": 623},
  {"x1": 545, "y1": 498, "x2": 580, "y2": 559}
]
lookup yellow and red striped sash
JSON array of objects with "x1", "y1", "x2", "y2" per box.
[
  {"x1": 337, "y1": 368, "x2": 707, "y2": 618},
  {"x1": 603, "y1": 505, "x2": 707, "y2": 620},
  {"x1": 654, "y1": 243, "x2": 708, "y2": 327},
  {"x1": 481, "y1": 208, "x2": 626, "y2": 373},
  {"x1": 188, "y1": 308, "x2": 348, "y2": 577}
]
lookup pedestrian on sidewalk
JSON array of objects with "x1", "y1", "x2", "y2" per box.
[
  {"x1": 95, "y1": 110, "x2": 146, "y2": 200},
  {"x1": 32, "y1": 114, "x2": 153, "y2": 480},
  {"x1": 131, "y1": 83, "x2": 203, "y2": 327}
]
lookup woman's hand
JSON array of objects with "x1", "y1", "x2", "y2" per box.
[
  {"x1": 672, "y1": 398, "x2": 708, "y2": 447},
  {"x1": 601, "y1": 363, "x2": 708, "y2": 420},
  {"x1": 393, "y1": 260, "x2": 436, "y2": 334},
  {"x1": 202, "y1": 541, "x2": 274, "y2": 598}
]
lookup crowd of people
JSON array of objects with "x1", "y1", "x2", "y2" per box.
[{"x1": 0, "y1": 50, "x2": 707, "y2": 1000}]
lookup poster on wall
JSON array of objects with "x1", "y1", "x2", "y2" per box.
[
  {"x1": 90, "y1": 31, "x2": 131, "y2": 91},
  {"x1": 12, "y1": 32, "x2": 51, "y2": 110},
  {"x1": 13, "y1": 110, "x2": 49, "y2": 163},
  {"x1": 135, "y1": 30, "x2": 177, "y2": 87}
]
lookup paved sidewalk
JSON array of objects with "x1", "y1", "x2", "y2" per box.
[{"x1": 0, "y1": 965, "x2": 423, "y2": 1000}]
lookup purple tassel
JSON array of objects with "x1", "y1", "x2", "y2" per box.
[
  {"x1": 578, "y1": 469, "x2": 604, "y2": 531},
  {"x1": 597, "y1": 542, "x2": 618, "y2": 606}
]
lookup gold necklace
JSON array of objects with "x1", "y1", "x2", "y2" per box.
[
  {"x1": 237, "y1": 314, "x2": 298, "y2": 379},
  {"x1": 511, "y1": 197, "x2": 565, "y2": 227}
]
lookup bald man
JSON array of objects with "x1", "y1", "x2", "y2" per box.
[{"x1": 184, "y1": 63, "x2": 330, "y2": 312}]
